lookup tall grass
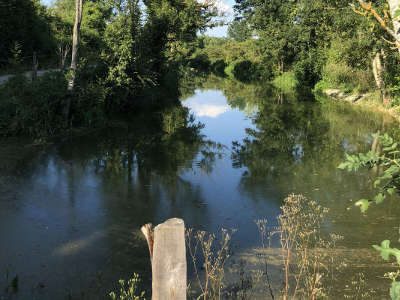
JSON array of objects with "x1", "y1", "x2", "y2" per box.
[{"x1": 321, "y1": 61, "x2": 374, "y2": 94}]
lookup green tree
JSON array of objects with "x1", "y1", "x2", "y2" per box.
[
  {"x1": 103, "y1": 0, "x2": 219, "y2": 110},
  {"x1": 0, "y1": 0, "x2": 55, "y2": 68},
  {"x1": 228, "y1": 19, "x2": 252, "y2": 42},
  {"x1": 50, "y1": 0, "x2": 111, "y2": 60}
]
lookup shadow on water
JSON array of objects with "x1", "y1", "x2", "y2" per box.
[
  {"x1": 1, "y1": 74, "x2": 400, "y2": 298},
  {"x1": 0, "y1": 110, "x2": 224, "y2": 299}
]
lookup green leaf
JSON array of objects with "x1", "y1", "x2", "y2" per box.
[
  {"x1": 388, "y1": 188, "x2": 396, "y2": 196},
  {"x1": 373, "y1": 240, "x2": 400, "y2": 264},
  {"x1": 374, "y1": 179, "x2": 381, "y2": 187},
  {"x1": 374, "y1": 193, "x2": 386, "y2": 204},
  {"x1": 386, "y1": 165, "x2": 400, "y2": 175},
  {"x1": 395, "y1": 9, "x2": 400, "y2": 19},
  {"x1": 391, "y1": 281, "x2": 400, "y2": 300},
  {"x1": 355, "y1": 199, "x2": 370, "y2": 213}
]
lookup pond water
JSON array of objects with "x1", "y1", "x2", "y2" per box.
[{"x1": 1, "y1": 76, "x2": 400, "y2": 299}]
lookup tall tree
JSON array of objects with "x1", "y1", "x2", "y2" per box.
[
  {"x1": 0, "y1": 0, "x2": 54, "y2": 67},
  {"x1": 228, "y1": 19, "x2": 252, "y2": 42},
  {"x1": 354, "y1": 0, "x2": 400, "y2": 54},
  {"x1": 64, "y1": 0, "x2": 84, "y2": 121},
  {"x1": 68, "y1": 0, "x2": 84, "y2": 91}
]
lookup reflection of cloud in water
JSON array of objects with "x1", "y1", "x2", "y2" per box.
[
  {"x1": 183, "y1": 93, "x2": 231, "y2": 117},
  {"x1": 182, "y1": 90, "x2": 232, "y2": 117},
  {"x1": 188, "y1": 103, "x2": 230, "y2": 118}
]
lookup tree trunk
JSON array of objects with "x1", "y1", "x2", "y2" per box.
[
  {"x1": 372, "y1": 49, "x2": 391, "y2": 105},
  {"x1": 68, "y1": 0, "x2": 83, "y2": 91},
  {"x1": 358, "y1": 0, "x2": 400, "y2": 53},
  {"x1": 59, "y1": 44, "x2": 70, "y2": 69},
  {"x1": 64, "y1": 0, "x2": 83, "y2": 121},
  {"x1": 388, "y1": 0, "x2": 400, "y2": 54},
  {"x1": 372, "y1": 51, "x2": 385, "y2": 90}
]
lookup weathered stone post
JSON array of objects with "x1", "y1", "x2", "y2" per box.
[{"x1": 141, "y1": 218, "x2": 187, "y2": 300}]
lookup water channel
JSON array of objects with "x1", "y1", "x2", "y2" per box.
[{"x1": 1, "y1": 76, "x2": 400, "y2": 299}]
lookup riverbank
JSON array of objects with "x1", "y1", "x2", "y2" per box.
[{"x1": 320, "y1": 88, "x2": 400, "y2": 122}]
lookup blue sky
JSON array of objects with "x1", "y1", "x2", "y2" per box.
[
  {"x1": 41, "y1": 0, "x2": 54, "y2": 6},
  {"x1": 40, "y1": 0, "x2": 234, "y2": 37},
  {"x1": 206, "y1": 0, "x2": 235, "y2": 37}
]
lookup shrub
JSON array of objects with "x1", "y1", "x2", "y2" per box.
[
  {"x1": 294, "y1": 54, "x2": 323, "y2": 89},
  {"x1": 109, "y1": 274, "x2": 146, "y2": 300},
  {"x1": 189, "y1": 53, "x2": 211, "y2": 71},
  {"x1": 319, "y1": 38, "x2": 375, "y2": 94},
  {"x1": 0, "y1": 72, "x2": 68, "y2": 136},
  {"x1": 233, "y1": 60, "x2": 260, "y2": 82},
  {"x1": 0, "y1": 69, "x2": 108, "y2": 137},
  {"x1": 322, "y1": 61, "x2": 374, "y2": 94},
  {"x1": 224, "y1": 63, "x2": 235, "y2": 78},
  {"x1": 211, "y1": 59, "x2": 227, "y2": 76}
]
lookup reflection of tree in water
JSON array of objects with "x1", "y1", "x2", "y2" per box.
[
  {"x1": 51, "y1": 108, "x2": 225, "y2": 219},
  {"x1": 0, "y1": 105, "x2": 225, "y2": 297},
  {"x1": 232, "y1": 95, "x2": 330, "y2": 179},
  {"x1": 180, "y1": 73, "x2": 273, "y2": 115},
  {"x1": 226, "y1": 82, "x2": 398, "y2": 203}
]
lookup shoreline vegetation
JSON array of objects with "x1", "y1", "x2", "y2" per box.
[{"x1": 3, "y1": 0, "x2": 400, "y2": 139}]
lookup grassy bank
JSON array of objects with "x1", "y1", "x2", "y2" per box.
[{"x1": 315, "y1": 86, "x2": 400, "y2": 123}]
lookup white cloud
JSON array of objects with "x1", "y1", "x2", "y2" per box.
[
  {"x1": 213, "y1": 0, "x2": 234, "y2": 15},
  {"x1": 198, "y1": 0, "x2": 234, "y2": 16}
]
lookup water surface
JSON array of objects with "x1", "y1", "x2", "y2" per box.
[{"x1": 1, "y1": 77, "x2": 399, "y2": 299}]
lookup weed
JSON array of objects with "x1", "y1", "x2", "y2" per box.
[
  {"x1": 255, "y1": 219, "x2": 275, "y2": 300},
  {"x1": 186, "y1": 228, "x2": 236, "y2": 300},
  {"x1": 344, "y1": 272, "x2": 376, "y2": 299},
  {"x1": 109, "y1": 274, "x2": 146, "y2": 300},
  {"x1": 276, "y1": 194, "x2": 344, "y2": 300}
]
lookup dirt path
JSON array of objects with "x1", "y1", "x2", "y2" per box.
[{"x1": 0, "y1": 69, "x2": 61, "y2": 85}]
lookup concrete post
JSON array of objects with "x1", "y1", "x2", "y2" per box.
[{"x1": 141, "y1": 218, "x2": 187, "y2": 300}]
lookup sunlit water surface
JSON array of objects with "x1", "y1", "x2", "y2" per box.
[{"x1": 1, "y1": 78, "x2": 400, "y2": 299}]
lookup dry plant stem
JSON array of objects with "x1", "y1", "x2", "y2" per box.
[
  {"x1": 264, "y1": 261, "x2": 274, "y2": 300},
  {"x1": 256, "y1": 219, "x2": 275, "y2": 300},
  {"x1": 281, "y1": 220, "x2": 299, "y2": 300},
  {"x1": 186, "y1": 228, "x2": 233, "y2": 300},
  {"x1": 141, "y1": 223, "x2": 154, "y2": 264},
  {"x1": 278, "y1": 194, "x2": 333, "y2": 299},
  {"x1": 292, "y1": 246, "x2": 308, "y2": 300},
  {"x1": 186, "y1": 229, "x2": 205, "y2": 297}
]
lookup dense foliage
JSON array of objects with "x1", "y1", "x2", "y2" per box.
[
  {"x1": 187, "y1": 0, "x2": 400, "y2": 99},
  {"x1": 0, "y1": 0, "x2": 219, "y2": 137},
  {"x1": 0, "y1": 0, "x2": 55, "y2": 69}
]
